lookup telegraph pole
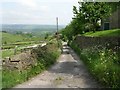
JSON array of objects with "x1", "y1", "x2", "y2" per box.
[
  {"x1": 56, "y1": 17, "x2": 59, "y2": 47},
  {"x1": 56, "y1": 17, "x2": 58, "y2": 33}
]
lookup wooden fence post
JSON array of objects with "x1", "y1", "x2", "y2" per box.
[{"x1": 14, "y1": 46, "x2": 18, "y2": 55}]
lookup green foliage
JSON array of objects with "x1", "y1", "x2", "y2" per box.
[
  {"x1": 106, "y1": 2, "x2": 120, "y2": 13},
  {"x1": 61, "y1": 19, "x2": 84, "y2": 41},
  {"x1": 44, "y1": 33, "x2": 54, "y2": 41},
  {"x1": 73, "y1": 2, "x2": 112, "y2": 32},
  {"x1": 61, "y1": 26, "x2": 72, "y2": 41},
  {"x1": 61, "y1": 2, "x2": 118, "y2": 41},
  {"x1": 44, "y1": 33, "x2": 49, "y2": 39},
  {"x1": 2, "y1": 70, "x2": 27, "y2": 89},
  {"x1": 70, "y1": 42, "x2": 120, "y2": 88},
  {"x1": 2, "y1": 41, "x2": 61, "y2": 88}
]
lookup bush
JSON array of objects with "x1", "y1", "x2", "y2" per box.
[{"x1": 70, "y1": 42, "x2": 120, "y2": 88}]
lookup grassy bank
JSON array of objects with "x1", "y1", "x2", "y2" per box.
[
  {"x1": 70, "y1": 42, "x2": 120, "y2": 88},
  {"x1": 83, "y1": 29, "x2": 120, "y2": 37},
  {"x1": 2, "y1": 41, "x2": 61, "y2": 89}
]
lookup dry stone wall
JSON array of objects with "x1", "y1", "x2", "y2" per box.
[
  {"x1": 2, "y1": 44, "x2": 46, "y2": 71},
  {"x1": 73, "y1": 36, "x2": 120, "y2": 50}
]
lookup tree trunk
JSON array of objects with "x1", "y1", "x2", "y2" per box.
[{"x1": 93, "y1": 22, "x2": 97, "y2": 33}]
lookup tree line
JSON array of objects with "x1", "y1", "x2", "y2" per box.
[{"x1": 61, "y1": 1, "x2": 120, "y2": 41}]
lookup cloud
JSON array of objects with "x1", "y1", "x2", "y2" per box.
[
  {"x1": 7, "y1": 11, "x2": 31, "y2": 17},
  {"x1": 17, "y1": 0, "x2": 37, "y2": 9},
  {"x1": 36, "y1": 0, "x2": 78, "y2": 3},
  {"x1": 1, "y1": 0, "x2": 38, "y2": 9},
  {"x1": 39, "y1": 5, "x2": 50, "y2": 12},
  {"x1": 1, "y1": 0, "x2": 78, "y2": 24}
]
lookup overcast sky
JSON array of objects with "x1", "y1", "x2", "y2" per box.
[{"x1": 0, "y1": 0, "x2": 79, "y2": 25}]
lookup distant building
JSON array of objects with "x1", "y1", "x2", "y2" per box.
[{"x1": 101, "y1": 6, "x2": 120, "y2": 30}]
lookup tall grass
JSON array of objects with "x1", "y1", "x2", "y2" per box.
[{"x1": 70, "y1": 42, "x2": 120, "y2": 88}]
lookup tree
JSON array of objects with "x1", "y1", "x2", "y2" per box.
[
  {"x1": 60, "y1": 1, "x2": 120, "y2": 41},
  {"x1": 44, "y1": 33, "x2": 49, "y2": 40},
  {"x1": 105, "y1": 2, "x2": 120, "y2": 13},
  {"x1": 73, "y1": 2, "x2": 112, "y2": 32}
]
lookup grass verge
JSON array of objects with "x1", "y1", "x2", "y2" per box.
[{"x1": 70, "y1": 42, "x2": 120, "y2": 88}]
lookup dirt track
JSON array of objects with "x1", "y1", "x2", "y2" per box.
[{"x1": 14, "y1": 43, "x2": 100, "y2": 88}]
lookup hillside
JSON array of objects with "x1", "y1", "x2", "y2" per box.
[
  {"x1": 2, "y1": 24, "x2": 65, "y2": 36},
  {"x1": 83, "y1": 29, "x2": 120, "y2": 37},
  {"x1": 1, "y1": 32, "x2": 41, "y2": 44}
]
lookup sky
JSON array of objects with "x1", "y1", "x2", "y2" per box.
[{"x1": 0, "y1": 0, "x2": 79, "y2": 25}]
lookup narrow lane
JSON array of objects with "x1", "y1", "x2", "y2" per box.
[{"x1": 14, "y1": 43, "x2": 99, "y2": 88}]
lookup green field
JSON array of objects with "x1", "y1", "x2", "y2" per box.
[
  {"x1": 1, "y1": 32, "x2": 44, "y2": 48},
  {"x1": 2, "y1": 32, "x2": 43, "y2": 45},
  {"x1": 2, "y1": 49, "x2": 15, "y2": 58},
  {"x1": 83, "y1": 29, "x2": 120, "y2": 37},
  {"x1": 1, "y1": 32, "x2": 45, "y2": 58}
]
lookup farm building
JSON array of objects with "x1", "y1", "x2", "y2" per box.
[{"x1": 101, "y1": 6, "x2": 120, "y2": 30}]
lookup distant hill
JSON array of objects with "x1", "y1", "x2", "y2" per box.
[{"x1": 2, "y1": 24, "x2": 65, "y2": 36}]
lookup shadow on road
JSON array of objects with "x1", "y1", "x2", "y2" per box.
[
  {"x1": 55, "y1": 45, "x2": 93, "y2": 76},
  {"x1": 47, "y1": 45, "x2": 99, "y2": 88}
]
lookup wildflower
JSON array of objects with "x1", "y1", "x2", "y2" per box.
[
  {"x1": 101, "y1": 52, "x2": 104, "y2": 56},
  {"x1": 113, "y1": 52, "x2": 116, "y2": 54},
  {"x1": 113, "y1": 57, "x2": 116, "y2": 59},
  {"x1": 100, "y1": 58, "x2": 103, "y2": 61}
]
